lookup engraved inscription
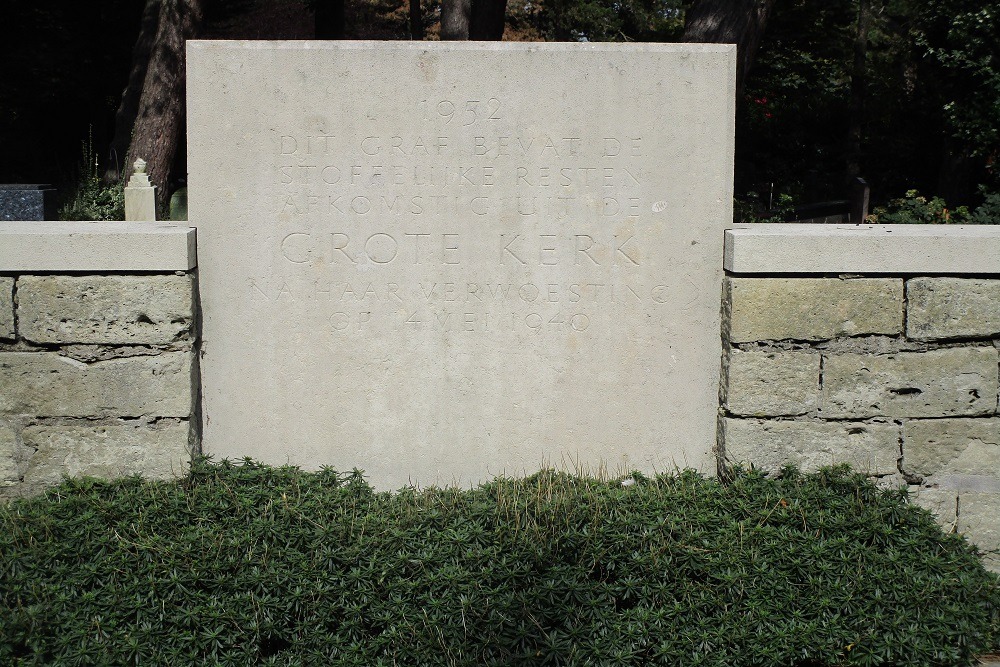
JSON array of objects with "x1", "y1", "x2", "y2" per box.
[
  {"x1": 270, "y1": 93, "x2": 670, "y2": 337},
  {"x1": 279, "y1": 231, "x2": 644, "y2": 268},
  {"x1": 275, "y1": 120, "x2": 648, "y2": 219}
]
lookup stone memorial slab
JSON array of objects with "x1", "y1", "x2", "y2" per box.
[{"x1": 188, "y1": 41, "x2": 735, "y2": 489}]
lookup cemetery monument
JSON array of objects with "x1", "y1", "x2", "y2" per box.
[{"x1": 187, "y1": 41, "x2": 735, "y2": 488}]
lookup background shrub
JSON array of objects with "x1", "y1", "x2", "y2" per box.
[
  {"x1": 868, "y1": 189, "x2": 1000, "y2": 224},
  {"x1": 1, "y1": 461, "x2": 998, "y2": 666},
  {"x1": 58, "y1": 136, "x2": 125, "y2": 222}
]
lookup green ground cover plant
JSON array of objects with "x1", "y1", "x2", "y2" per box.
[{"x1": 1, "y1": 460, "x2": 998, "y2": 666}]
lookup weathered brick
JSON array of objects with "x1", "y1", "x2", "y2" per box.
[
  {"x1": 907, "y1": 278, "x2": 1000, "y2": 341},
  {"x1": 725, "y1": 277, "x2": 902, "y2": 343},
  {"x1": 0, "y1": 277, "x2": 13, "y2": 339},
  {"x1": 0, "y1": 420, "x2": 17, "y2": 488},
  {"x1": 903, "y1": 418, "x2": 1000, "y2": 479},
  {"x1": 722, "y1": 417, "x2": 899, "y2": 475},
  {"x1": 21, "y1": 420, "x2": 191, "y2": 490},
  {"x1": 0, "y1": 351, "x2": 192, "y2": 417},
  {"x1": 17, "y1": 274, "x2": 193, "y2": 344},
  {"x1": 725, "y1": 349, "x2": 819, "y2": 416},
  {"x1": 821, "y1": 348, "x2": 998, "y2": 418}
]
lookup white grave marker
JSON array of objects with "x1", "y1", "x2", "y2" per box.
[{"x1": 187, "y1": 41, "x2": 735, "y2": 488}]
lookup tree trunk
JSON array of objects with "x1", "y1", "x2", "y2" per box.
[
  {"x1": 125, "y1": 0, "x2": 203, "y2": 214},
  {"x1": 683, "y1": 0, "x2": 775, "y2": 97},
  {"x1": 441, "y1": 0, "x2": 506, "y2": 40},
  {"x1": 102, "y1": 0, "x2": 161, "y2": 185},
  {"x1": 440, "y1": 0, "x2": 472, "y2": 39},
  {"x1": 315, "y1": 0, "x2": 345, "y2": 39},
  {"x1": 410, "y1": 0, "x2": 424, "y2": 39},
  {"x1": 846, "y1": 0, "x2": 872, "y2": 181}
]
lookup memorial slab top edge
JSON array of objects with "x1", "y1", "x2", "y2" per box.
[{"x1": 187, "y1": 40, "x2": 736, "y2": 56}]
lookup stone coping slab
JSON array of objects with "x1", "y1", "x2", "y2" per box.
[
  {"x1": 725, "y1": 224, "x2": 1000, "y2": 275},
  {"x1": 0, "y1": 221, "x2": 196, "y2": 272}
]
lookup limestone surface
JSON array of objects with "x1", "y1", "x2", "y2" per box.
[
  {"x1": 725, "y1": 224, "x2": 1000, "y2": 274},
  {"x1": 950, "y1": 490, "x2": 1000, "y2": 571},
  {"x1": 908, "y1": 486, "x2": 958, "y2": 532},
  {"x1": 909, "y1": 485, "x2": 1000, "y2": 572},
  {"x1": 0, "y1": 277, "x2": 13, "y2": 339},
  {"x1": 0, "y1": 221, "x2": 196, "y2": 272},
  {"x1": 722, "y1": 417, "x2": 899, "y2": 475},
  {"x1": 821, "y1": 348, "x2": 998, "y2": 418},
  {"x1": 0, "y1": 421, "x2": 17, "y2": 488},
  {"x1": 189, "y1": 42, "x2": 736, "y2": 487},
  {"x1": 21, "y1": 419, "x2": 190, "y2": 490},
  {"x1": 725, "y1": 349, "x2": 819, "y2": 416},
  {"x1": 18, "y1": 274, "x2": 192, "y2": 345},
  {"x1": 0, "y1": 351, "x2": 192, "y2": 418},
  {"x1": 902, "y1": 418, "x2": 1000, "y2": 479},
  {"x1": 725, "y1": 277, "x2": 902, "y2": 343},
  {"x1": 906, "y1": 278, "x2": 1000, "y2": 341}
]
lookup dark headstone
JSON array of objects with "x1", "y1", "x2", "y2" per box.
[{"x1": 0, "y1": 184, "x2": 56, "y2": 220}]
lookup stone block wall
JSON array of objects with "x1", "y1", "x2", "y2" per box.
[
  {"x1": 720, "y1": 273, "x2": 1000, "y2": 568},
  {"x1": 5, "y1": 219, "x2": 1000, "y2": 574},
  {"x1": 0, "y1": 222, "x2": 198, "y2": 499}
]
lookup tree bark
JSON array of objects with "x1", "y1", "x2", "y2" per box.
[
  {"x1": 409, "y1": 0, "x2": 424, "y2": 39},
  {"x1": 441, "y1": 0, "x2": 506, "y2": 40},
  {"x1": 440, "y1": 0, "x2": 472, "y2": 39},
  {"x1": 683, "y1": 0, "x2": 775, "y2": 97},
  {"x1": 102, "y1": 0, "x2": 161, "y2": 185},
  {"x1": 846, "y1": 0, "x2": 872, "y2": 181},
  {"x1": 125, "y1": 0, "x2": 203, "y2": 213}
]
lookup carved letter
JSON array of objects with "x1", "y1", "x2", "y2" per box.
[
  {"x1": 351, "y1": 196, "x2": 372, "y2": 215},
  {"x1": 330, "y1": 233, "x2": 356, "y2": 264},
  {"x1": 442, "y1": 234, "x2": 460, "y2": 265},
  {"x1": 615, "y1": 235, "x2": 640, "y2": 265},
  {"x1": 280, "y1": 136, "x2": 297, "y2": 155},
  {"x1": 280, "y1": 233, "x2": 310, "y2": 264},
  {"x1": 539, "y1": 234, "x2": 558, "y2": 265},
  {"x1": 502, "y1": 234, "x2": 527, "y2": 265},
  {"x1": 541, "y1": 135, "x2": 559, "y2": 157},
  {"x1": 516, "y1": 166, "x2": 530, "y2": 186},
  {"x1": 470, "y1": 197, "x2": 489, "y2": 216},
  {"x1": 405, "y1": 232, "x2": 430, "y2": 264},
  {"x1": 321, "y1": 166, "x2": 341, "y2": 184},
  {"x1": 361, "y1": 136, "x2": 380, "y2": 155},
  {"x1": 575, "y1": 235, "x2": 599, "y2": 265},
  {"x1": 364, "y1": 233, "x2": 398, "y2": 264}
]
